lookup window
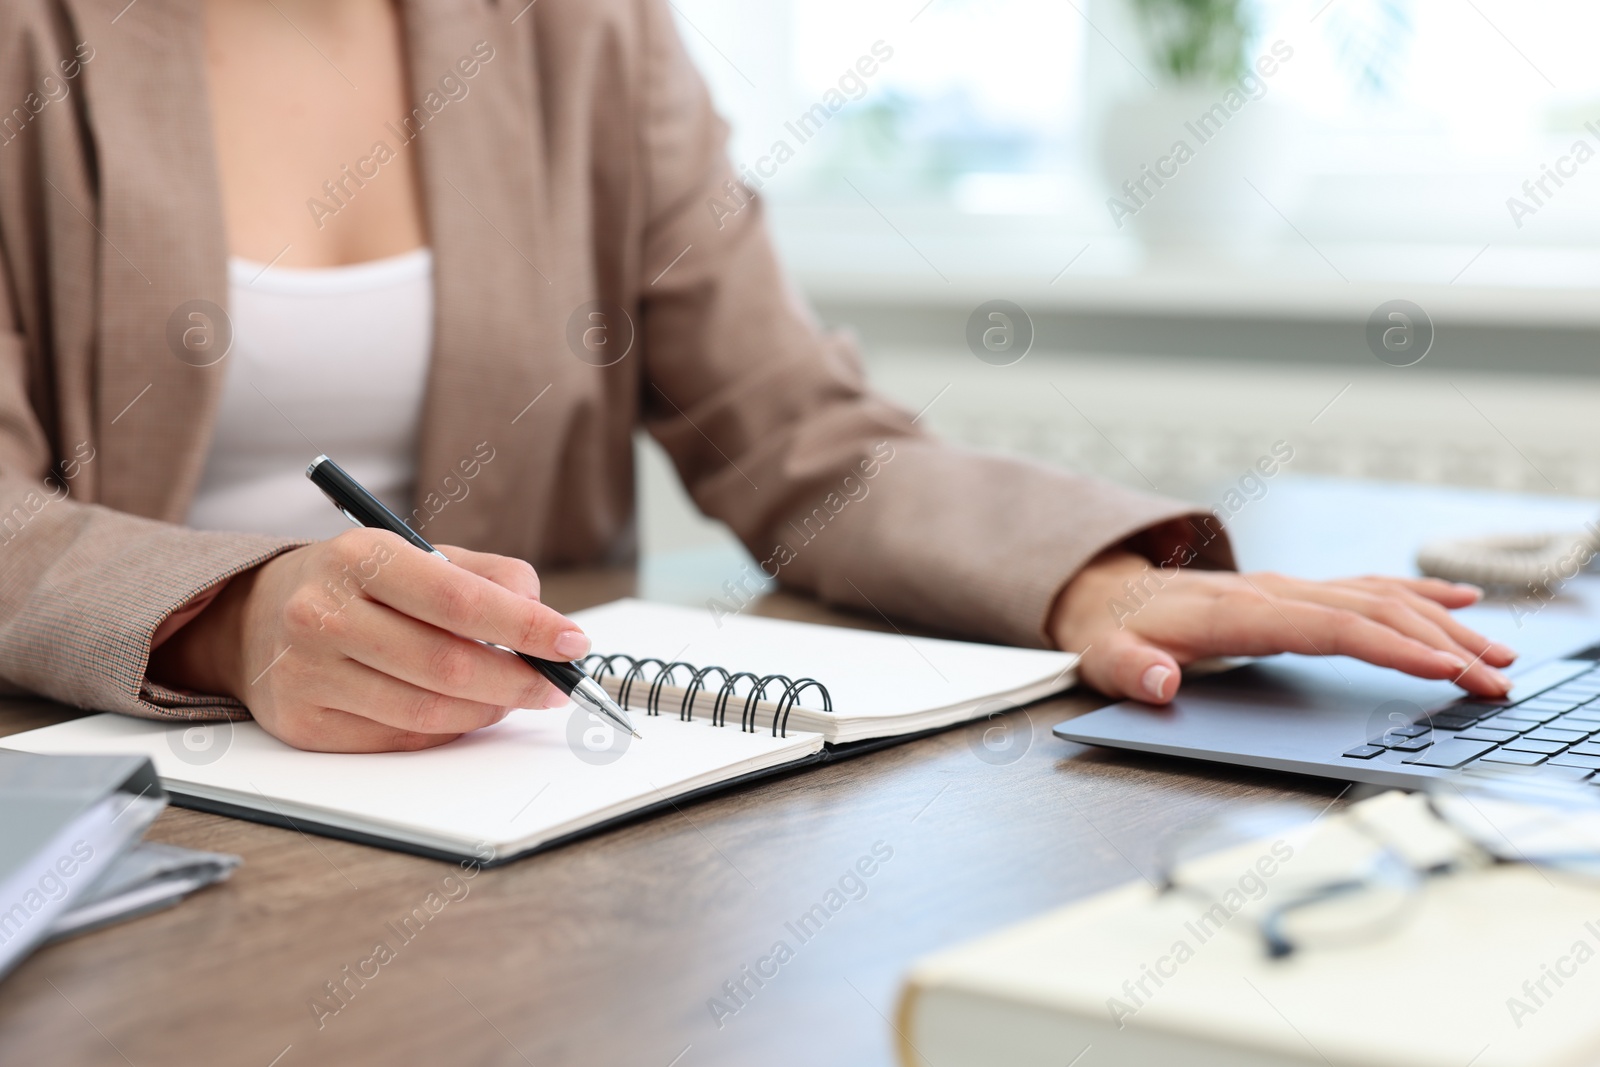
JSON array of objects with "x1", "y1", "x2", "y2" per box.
[
  {"x1": 668, "y1": 0, "x2": 1600, "y2": 280},
  {"x1": 671, "y1": 0, "x2": 1083, "y2": 212}
]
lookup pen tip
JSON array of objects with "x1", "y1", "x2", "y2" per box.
[{"x1": 630, "y1": 729, "x2": 643, "y2": 740}]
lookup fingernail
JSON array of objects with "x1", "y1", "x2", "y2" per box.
[
  {"x1": 1488, "y1": 668, "x2": 1512, "y2": 692},
  {"x1": 1490, "y1": 642, "x2": 1517, "y2": 662},
  {"x1": 553, "y1": 630, "x2": 591, "y2": 659},
  {"x1": 1457, "y1": 583, "x2": 1484, "y2": 599},
  {"x1": 1141, "y1": 664, "x2": 1173, "y2": 701}
]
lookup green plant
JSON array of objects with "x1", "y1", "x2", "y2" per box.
[{"x1": 1128, "y1": 0, "x2": 1254, "y2": 85}]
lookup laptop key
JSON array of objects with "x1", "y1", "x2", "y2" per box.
[
  {"x1": 1476, "y1": 716, "x2": 1534, "y2": 734},
  {"x1": 1502, "y1": 739, "x2": 1569, "y2": 755},
  {"x1": 1526, "y1": 728, "x2": 1590, "y2": 744},
  {"x1": 1539, "y1": 690, "x2": 1596, "y2": 706},
  {"x1": 1517, "y1": 698, "x2": 1583, "y2": 712},
  {"x1": 1342, "y1": 745, "x2": 1385, "y2": 759},
  {"x1": 1383, "y1": 724, "x2": 1429, "y2": 739},
  {"x1": 1452, "y1": 702, "x2": 1510, "y2": 719},
  {"x1": 1497, "y1": 708, "x2": 1563, "y2": 724},
  {"x1": 1455, "y1": 728, "x2": 1522, "y2": 743},
  {"x1": 1387, "y1": 736, "x2": 1432, "y2": 752},
  {"x1": 1548, "y1": 754, "x2": 1600, "y2": 770},
  {"x1": 1480, "y1": 749, "x2": 1548, "y2": 766},
  {"x1": 1426, "y1": 714, "x2": 1479, "y2": 731},
  {"x1": 1404, "y1": 739, "x2": 1497, "y2": 768},
  {"x1": 1569, "y1": 743, "x2": 1600, "y2": 758},
  {"x1": 1516, "y1": 705, "x2": 1580, "y2": 718}
]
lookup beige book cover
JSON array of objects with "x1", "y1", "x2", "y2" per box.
[{"x1": 897, "y1": 791, "x2": 1600, "y2": 1067}]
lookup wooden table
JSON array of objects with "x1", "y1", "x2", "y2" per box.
[{"x1": 3, "y1": 478, "x2": 1594, "y2": 1067}]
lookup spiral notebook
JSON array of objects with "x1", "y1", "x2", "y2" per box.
[{"x1": 0, "y1": 599, "x2": 1077, "y2": 863}]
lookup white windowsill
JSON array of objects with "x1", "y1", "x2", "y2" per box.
[{"x1": 770, "y1": 205, "x2": 1600, "y2": 327}]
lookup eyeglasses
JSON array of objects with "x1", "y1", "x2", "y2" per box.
[{"x1": 1155, "y1": 771, "x2": 1600, "y2": 959}]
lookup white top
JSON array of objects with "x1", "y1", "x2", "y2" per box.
[{"x1": 185, "y1": 249, "x2": 435, "y2": 539}]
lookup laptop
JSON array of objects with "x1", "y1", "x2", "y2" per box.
[{"x1": 1053, "y1": 615, "x2": 1600, "y2": 788}]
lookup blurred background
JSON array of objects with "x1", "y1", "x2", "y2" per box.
[{"x1": 638, "y1": 0, "x2": 1600, "y2": 590}]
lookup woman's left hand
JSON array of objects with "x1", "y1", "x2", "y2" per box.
[{"x1": 1050, "y1": 549, "x2": 1518, "y2": 704}]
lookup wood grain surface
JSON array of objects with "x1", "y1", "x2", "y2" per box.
[{"x1": 0, "y1": 566, "x2": 1336, "y2": 1067}]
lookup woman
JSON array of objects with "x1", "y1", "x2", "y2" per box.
[{"x1": 0, "y1": 0, "x2": 1512, "y2": 752}]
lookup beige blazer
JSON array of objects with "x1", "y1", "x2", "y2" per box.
[{"x1": 0, "y1": 0, "x2": 1227, "y2": 721}]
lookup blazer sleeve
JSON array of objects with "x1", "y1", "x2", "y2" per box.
[
  {"x1": 631, "y1": 0, "x2": 1233, "y2": 648},
  {"x1": 0, "y1": 251, "x2": 304, "y2": 721}
]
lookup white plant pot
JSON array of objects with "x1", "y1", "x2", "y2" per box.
[{"x1": 1097, "y1": 87, "x2": 1305, "y2": 255}]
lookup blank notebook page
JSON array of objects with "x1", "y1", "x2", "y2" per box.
[
  {"x1": 2, "y1": 708, "x2": 823, "y2": 861},
  {"x1": 571, "y1": 599, "x2": 1079, "y2": 742}
]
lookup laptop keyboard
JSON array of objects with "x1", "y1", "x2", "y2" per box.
[{"x1": 1342, "y1": 660, "x2": 1600, "y2": 779}]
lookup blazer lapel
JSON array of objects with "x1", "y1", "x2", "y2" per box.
[
  {"x1": 65, "y1": 0, "x2": 583, "y2": 545},
  {"x1": 63, "y1": 0, "x2": 230, "y2": 521},
  {"x1": 400, "y1": 0, "x2": 573, "y2": 556}
]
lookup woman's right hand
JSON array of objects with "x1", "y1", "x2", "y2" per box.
[{"x1": 151, "y1": 530, "x2": 591, "y2": 752}]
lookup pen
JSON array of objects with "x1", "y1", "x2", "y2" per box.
[{"x1": 305, "y1": 455, "x2": 641, "y2": 740}]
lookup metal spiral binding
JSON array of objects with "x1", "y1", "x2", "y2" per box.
[{"x1": 579, "y1": 654, "x2": 833, "y2": 737}]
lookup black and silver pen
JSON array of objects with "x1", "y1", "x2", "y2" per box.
[{"x1": 305, "y1": 455, "x2": 640, "y2": 739}]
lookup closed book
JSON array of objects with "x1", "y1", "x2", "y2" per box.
[
  {"x1": 896, "y1": 791, "x2": 1600, "y2": 1067},
  {"x1": 0, "y1": 753, "x2": 165, "y2": 981}
]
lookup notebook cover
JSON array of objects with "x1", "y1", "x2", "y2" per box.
[
  {"x1": 155, "y1": 716, "x2": 995, "y2": 865},
  {"x1": 162, "y1": 749, "x2": 829, "y2": 866}
]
